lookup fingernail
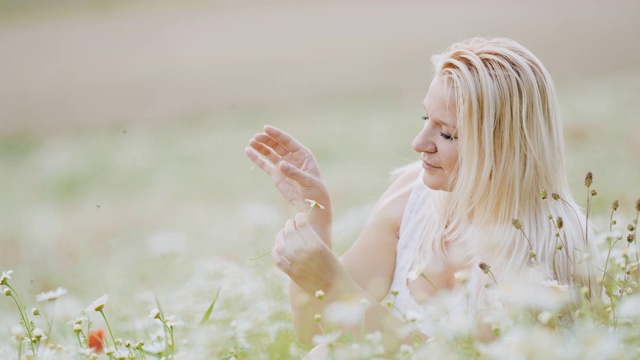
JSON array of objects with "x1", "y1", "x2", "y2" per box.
[{"x1": 281, "y1": 162, "x2": 289, "y2": 171}]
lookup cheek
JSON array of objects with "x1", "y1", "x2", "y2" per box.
[{"x1": 445, "y1": 151, "x2": 460, "y2": 175}]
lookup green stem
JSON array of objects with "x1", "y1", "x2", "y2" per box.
[
  {"x1": 46, "y1": 301, "x2": 56, "y2": 342},
  {"x1": 38, "y1": 313, "x2": 52, "y2": 343},
  {"x1": 6, "y1": 286, "x2": 35, "y2": 355},
  {"x1": 76, "y1": 332, "x2": 85, "y2": 348},
  {"x1": 419, "y1": 273, "x2": 440, "y2": 291},
  {"x1": 600, "y1": 237, "x2": 619, "y2": 299},
  {"x1": 99, "y1": 310, "x2": 118, "y2": 351},
  {"x1": 249, "y1": 248, "x2": 272, "y2": 261},
  {"x1": 162, "y1": 321, "x2": 175, "y2": 359}
]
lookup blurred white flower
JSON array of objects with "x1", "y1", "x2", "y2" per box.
[
  {"x1": 399, "y1": 343, "x2": 414, "y2": 354},
  {"x1": 148, "y1": 308, "x2": 161, "y2": 319},
  {"x1": 86, "y1": 294, "x2": 108, "y2": 312},
  {"x1": 324, "y1": 300, "x2": 365, "y2": 326},
  {"x1": 617, "y1": 294, "x2": 640, "y2": 320},
  {"x1": 0, "y1": 270, "x2": 13, "y2": 285},
  {"x1": 364, "y1": 331, "x2": 381, "y2": 344},
  {"x1": 35, "y1": 287, "x2": 68, "y2": 302},
  {"x1": 9, "y1": 325, "x2": 25, "y2": 345},
  {"x1": 537, "y1": 311, "x2": 553, "y2": 325},
  {"x1": 454, "y1": 270, "x2": 468, "y2": 284},
  {"x1": 165, "y1": 315, "x2": 184, "y2": 328},
  {"x1": 143, "y1": 341, "x2": 165, "y2": 354},
  {"x1": 311, "y1": 331, "x2": 341, "y2": 346},
  {"x1": 32, "y1": 328, "x2": 45, "y2": 340},
  {"x1": 407, "y1": 263, "x2": 425, "y2": 281}
]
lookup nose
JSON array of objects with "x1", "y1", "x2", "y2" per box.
[{"x1": 412, "y1": 123, "x2": 437, "y2": 154}]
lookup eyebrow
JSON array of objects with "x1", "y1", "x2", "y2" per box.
[{"x1": 424, "y1": 111, "x2": 457, "y2": 129}]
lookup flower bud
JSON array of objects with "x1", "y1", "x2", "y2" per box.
[
  {"x1": 454, "y1": 271, "x2": 468, "y2": 283},
  {"x1": 390, "y1": 289, "x2": 399, "y2": 296},
  {"x1": 32, "y1": 308, "x2": 40, "y2": 316},
  {"x1": 581, "y1": 286, "x2": 590, "y2": 299},
  {"x1": 314, "y1": 290, "x2": 325, "y2": 301},
  {"x1": 612, "y1": 200, "x2": 619, "y2": 211},
  {"x1": 556, "y1": 217, "x2": 563, "y2": 229},
  {"x1": 73, "y1": 324, "x2": 82, "y2": 333},
  {"x1": 314, "y1": 314, "x2": 322, "y2": 322},
  {"x1": 3, "y1": 288, "x2": 11, "y2": 296},
  {"x1": 584, "y1": 172, "x2": 593, "y2": 187},
  {"x1": 511, "y1": 219, "x2": 522, "y2": 230},
  {"x1": 591, "y1": 189, "x2": 597, "y2": 196},
  {"x1": 491, "y1": 325, "x2": 501, "y2": 337},
  {"x1": 478, "y1": 262, "x2": 491, "y2": 274}
]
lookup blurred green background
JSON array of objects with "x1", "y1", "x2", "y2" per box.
[{"x1": 0, "y1": 0, "x2": 639, "y2": 303}]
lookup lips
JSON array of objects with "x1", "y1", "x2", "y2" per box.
[{"x1": 422, "y1": 159, "x2": 441, "y2": 170}]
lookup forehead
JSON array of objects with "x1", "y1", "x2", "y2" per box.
[{"x1": 422, "y1": 76, "x2": 457, "y2": 127}]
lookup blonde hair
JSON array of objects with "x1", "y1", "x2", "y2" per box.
[{"x1": 413, "y1": 38, "x2": 595, "y2": 305}]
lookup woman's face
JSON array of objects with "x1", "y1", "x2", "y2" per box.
[{"x1": 412, "y1": 76, "x2": 460, "y2": 191}]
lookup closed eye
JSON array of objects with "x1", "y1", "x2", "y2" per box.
[
  {"x1": 423, "y1": 115, "x2": 458, "y2": 140},
  {"x1": 440, "y1": 132, "x2": 457, "y2": 141}
]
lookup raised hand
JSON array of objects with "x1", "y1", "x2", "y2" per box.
[{"x1": 245, "y1": 125, "x2": 332, "y2": 244}]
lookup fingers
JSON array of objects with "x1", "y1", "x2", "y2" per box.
[
  {"x1": 254, "y1": 133, "x2": 289, "y2": 157},
  {"x1": 294, "y1": 213, "x2": 322, "y2": 241},
  {"x1": 273, "y1": 230, "x2": 294, "y2": 269},
  {"x1": 248, "y1": 138, "x2": 281, "y2": 164},
  {"x1": 244, "y1": 147, "x2": 274, "y2": 176},
  {"x1": 278, "y1": 161, "x2": 314, "y2": 187},
  {"x1": 264, "y1": 125, "x2": 304, "y2": 153}
]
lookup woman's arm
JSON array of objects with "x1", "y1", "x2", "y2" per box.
[{"x1": 280, "y1": 164, "x2": 422, "y2": 345}]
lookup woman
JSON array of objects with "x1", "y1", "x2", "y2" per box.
[{"x1": 245, "y1": 37, "x2": 595, "y2": 354}]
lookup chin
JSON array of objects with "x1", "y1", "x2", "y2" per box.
[
  {"x1": 422, "y1": 174, "x2": 451, "y2": 191},
  {"x1": 422, "y1": 173, "x2": 446, "y2": 191}
]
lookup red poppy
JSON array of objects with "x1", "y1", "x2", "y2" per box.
[{"x1": 88, "y1": 328, "x2": 105, "y2": 352}]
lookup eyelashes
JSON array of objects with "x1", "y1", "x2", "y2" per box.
[
  {"x1": 440, "y1": 132, "x2": 457, "y2": 141},
  {"x1": 421, "y1": 116, "x2": 458, "y2": 141}
]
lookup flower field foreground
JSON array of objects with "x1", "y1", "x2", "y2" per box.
[{"x1": 1, "y1": 189, "x2": 640, "y2": 359}]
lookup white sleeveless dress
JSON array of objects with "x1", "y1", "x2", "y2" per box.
[{"x1": 384, "y1": 171, "x2": 474, "y2": 336}]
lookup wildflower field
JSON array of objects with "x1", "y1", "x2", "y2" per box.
[{"x1": 1, "y1": 1, "x2": 640, "y2": 359}]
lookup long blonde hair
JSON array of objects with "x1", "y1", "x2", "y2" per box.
[{"x1": 413, "y1": 38, "x2": 594, "y2": 305}]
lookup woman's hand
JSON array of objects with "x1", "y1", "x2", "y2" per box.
[
  {"x1": 245, "y1": 125, "x2": 332, "y2": 245},
  {"x1": 272, "y1": 213, "x2": 352, "y2": 299}
]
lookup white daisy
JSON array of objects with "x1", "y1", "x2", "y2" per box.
[
  {"x1": 86, "y1": 294, "x2": 108, "y2": 312},
  {"x1": 0, "y1": 270, "x2": 13, "y2": 285},
  {"x1": 35, "y1": 287, "x2": 68, "y2": 302},
  {"x1": 148, "y1": 308, "x2": 161, "y2": 320},
  {"x1": 304, "y1": 199, "x2": 325, "y2": 210}
]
